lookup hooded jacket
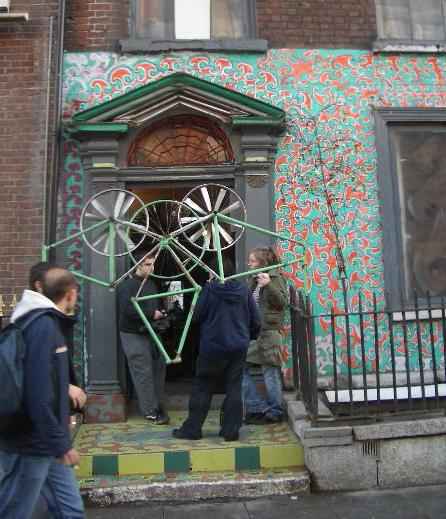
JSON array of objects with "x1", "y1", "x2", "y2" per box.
[
  {"x1": 193, "y1": 280, "x2": 261, "y2": 358},
  {"x1": 0, "y1": 290, "x2": 72, "y2": 458}
]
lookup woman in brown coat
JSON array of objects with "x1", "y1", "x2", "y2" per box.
[{"x1": 242, "y1": 247, "x2": 288, "y2": 424}]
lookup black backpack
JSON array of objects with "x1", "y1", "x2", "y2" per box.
[{"x1": 0, "y1": 310, "x2": 49, "y2": 432}]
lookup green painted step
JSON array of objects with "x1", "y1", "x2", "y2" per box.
[{"x1": 74, "y1": 411, "x2": 304, "y2": 478}]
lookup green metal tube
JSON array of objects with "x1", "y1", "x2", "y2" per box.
[
  {"x1": 224, "y1": 258, "x2": 303, "y2": 281},
  {"x1": 218, "y1": 213, "x2": 305, "y2": 248},
  {"x1": 170, "y1": 238, "x2": 218, "y2": 279},
  {"x1": 41, "y1": 246, "x2": 49, "y2": 261},
  {"x1": 71, "y1": 271, "x2": 111, "y2": 288},
  {"x1": 135, "y1": 287, "x2": 197, "y2": 302},
  {"x1": 176, "y1": 288, "x2": 201, "y2": 358},
  {"x1": 132, "y1": 298, "x2": 172, "y2": 364},
  {"x1": 165, "y1": 245, "x2": 201, "y2": 289},
  {"x1": 212, "y1": 215, "x2": 225, "y2": 282},
  {"x1": 48, "y1": 219, "x2": 108, "y2": 248},
  {"x1": 108, "y1": 222, "x2": 116, "y2": 283}
]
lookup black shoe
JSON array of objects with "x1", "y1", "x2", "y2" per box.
[
  {"x1": 144, "y1": 410, "x2": 159, "y2": 423},
  {"x1": 245, "y1": 413, "x2": 268, "y2": 425},
  {"x1": 156, "y1": 409, "x2": 170, "y2": 425},
  {"x1": 223, "y1": 433, "x2": 239, "y2": 442},
  {"x1": 172, "y1": 428, "x2": 202, "y2": 440},
  {"x1": 265, "y1": 414, "x2": 284, "y2": 424}
]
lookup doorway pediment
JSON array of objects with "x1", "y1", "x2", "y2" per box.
[{"x1": 68, "y1": 72, "x2": 285, "y2": 134}]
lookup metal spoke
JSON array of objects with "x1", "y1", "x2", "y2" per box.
[
  {"x1": 218, "y1": 224, "x2": 234, "y2": 245},
  {"x1": 113, "y1": 191, "x2": 126, "y2": 219},
  {"x1": 214, "y1": 188, "x2": 227, "y2": 212},
  {"x1": 91, "y1": 199, "x2": 109, "y2": 219},
  {"x1": 84, "y1": 212, "x2": 103, "y2": 221},
  {"x1": 184, "y1": 197, "x2": 207, "y2": 215},
  {"x1": 116, "y1": 226, "x2": 135, "y2": 251},
  {"x1": 92, "y1": 232, "x2": 108, "y2": 249},
  {"x1": 200, "y1": 186, "x2": 212, "y2": 212},
  {"x1": 220, "y1": 200, "x2": 241, "y2": 215},
  {"x1": 189, "y1": 227, "x2": 205, "y2": 243},
  {"x1": 120, "y1": 194, "x2": 136, "y2": 217}
]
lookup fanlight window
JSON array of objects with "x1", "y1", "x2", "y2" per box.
[{"x1": 128, "y1": 116, "x2": 234, "y2": 167}]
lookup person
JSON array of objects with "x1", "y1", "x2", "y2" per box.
[
  {"x1": 243, "y1": 247, "x2": 288, "y2": 424},
  {"x1": 117, "y1": 252, "x2": 169, "y2": 425},
  {"x1": 28, "y1": 262, "x2": 87, "y2": 413},
  {"x1": 173, "y1": 256, "x2": 261, "y2": 441},
  {"x1": 0, "y1": 267, "x2": 85, "y2": 519}
]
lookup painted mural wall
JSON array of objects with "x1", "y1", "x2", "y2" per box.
[{"x1": 62, "y1": 49, "x2": 446, "y2": 386}]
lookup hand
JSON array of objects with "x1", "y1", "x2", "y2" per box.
[
  {"x1": 256, "y1": 273, "x2": 271, "y2": 287},
  {"x1": 153, "y1": 310, "x2": 165, "y2": 320},
  {"x1": 61, "y1": 448, "x2": 80, "y2": 466},
  {"x1": 69, "y1": 385, "x2": 87, "y2": 410}
]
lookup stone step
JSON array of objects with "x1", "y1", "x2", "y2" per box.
[
  {"x1": 80, "y1": 468, "x2": 310, "y2": 506},
  {"x1": 74, "y1": 411, "x2": 304, "y2": 479}
]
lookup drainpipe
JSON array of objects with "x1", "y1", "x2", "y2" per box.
[{"x1": 46, "y1": 0, "x2": 66, "y2": 251}]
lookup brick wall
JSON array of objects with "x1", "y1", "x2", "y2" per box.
[
  {"x1": 64, "y1": 0, "x2": 377, "y2": 52},
  {"x1": 65, "y1": 0, "x2": 129, "y2": 51},
  {"x1": 257, "y1": 0, "x2": 377, "y2": 48},
  {"x1": 0, "y1": 1, "x2": 60, "y2": 306}
]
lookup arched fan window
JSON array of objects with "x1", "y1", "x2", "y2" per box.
[{"x1": 128, "y1": 115, "x2": 234, "y2": 167}]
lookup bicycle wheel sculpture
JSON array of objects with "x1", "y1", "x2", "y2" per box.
[{"x1": 42, "y1": 184, "x2": 306, "y2": 364}]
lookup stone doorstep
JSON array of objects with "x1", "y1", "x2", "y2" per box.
[
  {"x1": 81, "y1": 468, "x2": 310, "y2": 506},
  {"x1": 353, "y1": 416, "x2": 446, "y2": 441},
  {"x1": 76, "y1": 442, "x2": 305, "y2": 479}
]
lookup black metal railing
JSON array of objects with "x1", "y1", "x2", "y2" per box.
[{"x1": 290, "y1": 289, "x2": 446, "y2": 421}]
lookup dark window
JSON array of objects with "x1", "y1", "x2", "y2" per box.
[
  {"x1": 375, "y1": 108, "x2": 446, "y2": 305},
  {"x1": 133, "y1": 0, "x2": 254, "y2": 40},
  {"x1": 376, "y1": 0, "x2": 446, "y2": 41}
]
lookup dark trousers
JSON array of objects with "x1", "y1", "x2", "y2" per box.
[{"x1": 180, "y1": 350, "x2": 246, "y2": 438}]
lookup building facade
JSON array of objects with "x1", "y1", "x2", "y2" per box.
[{"x1": 4, "y1": 0, "x2": 446, "y2": 421}]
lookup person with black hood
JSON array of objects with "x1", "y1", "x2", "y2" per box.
[{"x1": 173, "y1": 256, "x2": 261, "y2": 442}]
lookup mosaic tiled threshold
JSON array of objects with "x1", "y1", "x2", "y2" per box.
[{"x1": 74, "y1": 411, "x2": 304, "y2": 479}]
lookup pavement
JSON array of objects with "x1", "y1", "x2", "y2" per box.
[{"x1": 86, "y1": 484, "x2": 446, "y2": 518}]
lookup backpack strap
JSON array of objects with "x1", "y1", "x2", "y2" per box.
[{"x1": 15, "y1": 309, "x2": 53, "y2": 330}]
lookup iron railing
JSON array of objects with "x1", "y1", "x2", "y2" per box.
[{"x1": 290, "y1": 289, "x2": 446, "y2": 421}]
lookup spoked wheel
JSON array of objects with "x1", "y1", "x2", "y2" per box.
[
  {"x1": 179, "y1": 183, "x2": 246, "y2": 251},
  {"x1": 80, "y1": 189, "x2": 149, "y2": 256},
  {"x1": 129, "y1": 200, "x2": 206, "y2": 280}
]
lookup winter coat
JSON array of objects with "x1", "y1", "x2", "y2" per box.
[
  {"x1": 0, "y1": 290, "x2": 72, "y2": 457},
  {"x1": 246, "y1": 270, "x2": 288, "y2": 367},
  {"x1": 117, "y1": 275, "x2": 162, "y2": 334},
  {"x1": 193, "y1": 279, "x2": 261, "y2": 359}
]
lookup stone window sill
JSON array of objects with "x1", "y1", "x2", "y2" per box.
[
  {"x1": 120, "y1": 38, "x2": 268, "y2": 54},
  {"x1": 374, "y1": 39, "x2": 446, "y2": 53}
]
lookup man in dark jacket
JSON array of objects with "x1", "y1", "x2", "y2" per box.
[
  {"x1": 173, "y1": 256, "x2": 261, "y2": 441},
  {"x1": 0, "y1": 267, "x2": 84, "y2": 519},
  {"x1": 117, "y1": 253, "x2": 169, "y2": 424}
]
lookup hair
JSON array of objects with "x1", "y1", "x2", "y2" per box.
[
  {"x1": 29, "y1": 261, "x2": 52, "y2": 290},
  {"x1": 40, "y1": 268, "x2": 78, "y2": 304},
  {"x1": 134, "y1": 249, "x2": 156, "y2": 263},
  {"x1": 249, "y1": 246, "x2": 280, "y2": 268},
  {"x1": 208, "y1": 254, "x2": 236, "y2": 277}
]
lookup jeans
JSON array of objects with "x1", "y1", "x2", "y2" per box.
[
  {"x1": 243, "y1": 365, "x2": 284, "y2": 419},
  {"x1": 0, "y1": 452, "x2": 84, "y2": 519},
  {"x1": 179, "y1": 350, "x2": 246, "y2": 438}
]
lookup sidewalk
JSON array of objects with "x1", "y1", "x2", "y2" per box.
[{"x1": 87, "y1": 484, "x2": 446, "y2": 518}]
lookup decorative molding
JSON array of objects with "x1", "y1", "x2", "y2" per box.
[{"x1": 246, "y1": 174, "x2": 269, "y2": 188}]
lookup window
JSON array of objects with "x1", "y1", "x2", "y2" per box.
[
  {"x1": 376, "y1": 0, "x2": 446, "y2": 42},
  {"x1": 375, "y1": 109, "x2": 446, "y2": 305},
  {"x1": 134, "y1": 0, "x2": 253, "y2": 40}
]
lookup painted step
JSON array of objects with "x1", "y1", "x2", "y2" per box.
[
  {"x1": 80, "y1": 468, "x2": 310, "y2": 506},
  {"x1": 74, "y1": 411, "x2": 304, "y2": 478}
]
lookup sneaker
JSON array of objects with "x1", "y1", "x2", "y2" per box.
[
  {"x1": 144, "y1": 410, "x2": 159, "y2": 423},
  {"x1": 172, "y1": 428, "x2": 202, "y2": 440},
  {"x1": 245, "y1": 412, "x2": 268, "y2": 425},
  {"x1": 156, "y1": 409, "x2": 170, "y2": 425}
]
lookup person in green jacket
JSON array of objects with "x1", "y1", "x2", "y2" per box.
[{"x1": 242, "y1": 247, "x2": 288, "y2": 424}]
